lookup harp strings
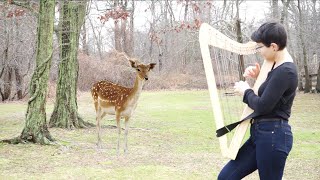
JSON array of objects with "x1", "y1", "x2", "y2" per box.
[
  {"x1": 199, "y1": 23, "x2": 264, "y2": 159},
  {"x1": 211, "y1": 47, "x2": 257, "y2": 137}
]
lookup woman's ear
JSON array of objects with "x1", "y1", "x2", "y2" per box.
[{"x1": 271, "y1": 43, "x2": 279, "y2": 51}]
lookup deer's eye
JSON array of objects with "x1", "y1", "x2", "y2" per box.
[{"x1": 137, "y1": 68, "x2": 141, "y2": 71}]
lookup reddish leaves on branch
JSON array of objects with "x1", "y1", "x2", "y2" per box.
[
  {"x1": 98, "y1": 6, "x2": 130, "y2": 24},
  {"x1": 174, "y1": 19, "x2": 202, "y2": 32},
  {"x1": 149, "y1": 19, "x2": 202, "y2": 44},
  {"x1": 149, "y1": 32, "x2": 162, "y2": 45},
  {"x1": 6, "y1": 8, "x2": 25, "y2": 18}
]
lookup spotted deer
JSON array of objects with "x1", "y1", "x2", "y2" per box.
[{"x1": 91, "y1": 58, "x2": 156, "y2": 154}]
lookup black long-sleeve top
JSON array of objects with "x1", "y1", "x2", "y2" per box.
[{"x1": 243, "y1": 62, "x2": 298, "y2": 120}]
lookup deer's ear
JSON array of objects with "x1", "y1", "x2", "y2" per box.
[
  {"x1": 149, "y1": 63, "x2": 156, "y2": 70},
  {"x1": 129, "y1": 59, "x2": 137, "y2": 68}
]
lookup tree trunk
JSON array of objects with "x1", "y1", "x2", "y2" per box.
[
  {"x1": 4, "y1": 0, "x2": 56, "y2": 144},
  {"x1": 280, "y1": 0, "x2": 290, "y2": 24},
  {"x1": 120, "y1": 0, "x2": 129, "y2": 54},
  {"x1": 114, "y1": 0, "x2": 121, "y2": 51},
  {"x1": 148, "y1": 0, "x2": 155, "y2": 58},
  {"x1": 162, "y1": 0, "x2": 170, "y2": 72},
  {"x1": 14, "y1": 67, "x2": 23, "y2": 99},
  {"x1": 0, "y1": 10, "x2": 13, "y2": 101},
  {"x1": 81, "y1": 20, "x2": 89, "y2": 56},
  {"x1": 120, "y1": 19, "x2": 127, "y2": 53},
  {"x1": 235, "y1": 0, "x2": 245, "y2": 81},
  {"x1": 88, "y1": 18, "x2": 103, "y2": 60},
  {"x1": 182, "y1": 0, "x2": 189, "y2": 71},
  {"x1": 272, "y1": 0, "x2": 280, "y2": 20},
  {"x1": 127, "y1": 0, "x2": 134, "y2": 56},
  {"x1": 297, "y1": 0, "x2": 311, "y2": 93},
  {"x1": 316, "y1": 62, "x2": 320, "y2": 92},
  {"x1": 311, "y1": 0, "x2": 320, "y2": 93},
  {"x1": 2, "y1": 66, "x2": 13, "y2": 101},
  {"x1": 49, "y1": 0, "x2": 93, "y2": 129}
]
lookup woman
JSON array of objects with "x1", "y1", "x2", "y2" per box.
[{"x1": 218, "y1": 22, "x2": 298, "y2": 180}]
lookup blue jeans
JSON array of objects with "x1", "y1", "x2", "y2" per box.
[{"x1": 218, "y1": 120, "x2": 293, "y2": 180}]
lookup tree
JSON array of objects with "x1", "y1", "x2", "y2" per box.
[
  {"x1": 311, "y1": 0, "x2": 320, "y2": 93},
  {"x1": 235, "y1": 0, "x2": 245, "y2": 81},
  {"x1": 2, "y1": 0, "x2": 55, "y2": 144},
  {"x1": 297, "y1": 0, "x2": 311, "y2": 93},
  {"x1": 0, "y1": 2, "x2": 36, "y2": 101},
  {"x1": 280, "y1": 0, "x2": 290, "y2": 24},
  {"x1": 272, "y1": 0, "x2": 280, "y2": 19},
  {"x1": 49, "y1": 0, "x2": 93, "y2": 129}
]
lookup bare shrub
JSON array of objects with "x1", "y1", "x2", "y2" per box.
[
  {"x1": 78, "y1": 51, "x2": 209, "y2": 91},
  {"x1": 78, "y1": 51, "x2": 136, "y2": 91}
]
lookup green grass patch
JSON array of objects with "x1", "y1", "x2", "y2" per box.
[{"x1": 0, "y1": 90, "x2": 319, "y2": 179}]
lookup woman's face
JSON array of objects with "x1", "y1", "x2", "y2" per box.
[{"x1": 256, "y1": 43, "x2": 278, "y2": 61}]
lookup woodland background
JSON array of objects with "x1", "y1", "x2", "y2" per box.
[
  {"x1": 0, "y1": 0, "x2": 319, "y2": 179},
  {"x1": 0, "y1": 0, "x2": 319, "y2": 103}
]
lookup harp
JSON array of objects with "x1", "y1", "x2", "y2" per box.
[{"x1": 199, "y1": 23, "x2": 274, "y2": 160}]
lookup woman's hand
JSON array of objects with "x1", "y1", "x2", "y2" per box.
[
  {"x1": 234, "y1": 81, "x2": 251, "y2": 95},
  {"x1": 243, "y1": 63, "x2": 260, "y2": 79}
]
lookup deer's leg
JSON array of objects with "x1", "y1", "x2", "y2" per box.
[
  {"x1": 96, "y1": 109, "x2": 106, "y2": 148},
  {"x1": 124, "y1": 116, "x2": 130, "y2": 153},
  {"x1": 116, "y1": 112, "x2": 121, "y2": 155}
]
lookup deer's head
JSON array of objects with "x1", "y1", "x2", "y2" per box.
[{"x1": 129, "y1": 59, "x2": 156, "y2": 81}]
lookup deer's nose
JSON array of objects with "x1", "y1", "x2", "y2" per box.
[{"x1": 145, "y1": 77, "x2": 148, "y2": 80}]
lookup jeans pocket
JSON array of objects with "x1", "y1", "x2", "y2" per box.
[
  {"x1": 285, "y1": 131, "x2": 293, "y2": 153},
  {"x1": 275, "y1": 130, "x2": 293, "y2": 155}
]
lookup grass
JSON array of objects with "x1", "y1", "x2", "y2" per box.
[{"x1": 0, "y1": 90, "x2": 319, "y2": 179}]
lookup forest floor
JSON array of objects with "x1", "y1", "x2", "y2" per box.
[{"x1": 0, "y1": 91, "x2": 319, "y2": 179}]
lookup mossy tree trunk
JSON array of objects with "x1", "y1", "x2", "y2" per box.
[
  {"x1": 49, "y1": 0, "x2": 92, "y2": 129},
  {"x1": 4, "y1": 0, "x2": 56, "y2": 144}
]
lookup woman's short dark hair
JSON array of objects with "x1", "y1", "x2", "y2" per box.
[{"x1": 251, "y1": 22, "x2": 287, "y2": 50}]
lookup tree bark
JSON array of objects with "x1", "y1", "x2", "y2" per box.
[
  {"x1": 14, "y1": 67, "x2": 23, "y2": 99},
  {"x1": 49, "y1": 0, "x2": 93, "y2": 129},
  {"x1": 0, "y1": 8, "x2": 12, "y2": 101},
  {"x1": 311, "y1": 0, "x2": 320, "y2": 92},
  {"x1": 88, "y1": 18, "x2": 103, "y2": 60},
  {"x1": 235, "y1": 0, "x2": 245, "y2": 81},
  {"x1": 272, "y1": 0, "x2": 280, "y2": 20},
  {"x1": 182, "y1": 0, "x2": 189, "y2": 71},
  {"x1": 148, "y1": 0, "x2": 155, "y2": 58},
  {"x1": 297, "y1": 0, "x2": 311, "y2": 93},
  {"x1": 114, "y1": 0, "x2": 121, "y2": 51},
  {"x1": 280, "y1": 0, "x2": 290, "y2": 24},
  {"x1": 81, "y1": 19, "x2": 89, "y2": 56},
  {"x1": 127, "y1": 0, "x2": 134, "y2": 56},
  {"x1": 2, "y1": 66, "x2": 13, "y2": 101}
]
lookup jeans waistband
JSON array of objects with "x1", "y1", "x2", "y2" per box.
[{"x1": 250, "y1": 118, "x2": 288, "y2": 124}]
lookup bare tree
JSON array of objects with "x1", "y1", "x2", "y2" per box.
[
  {"x1": 235, "y1": 0, "x2": 245, "y2": 81},
  {"x1": 280, "y1": 0, "x2": 290, "y2": 23},
  {"x1": 0, "y1": 1, "x2": 37, "y2": 101},
  {"x1": 272, "y1": 0, "x2": 280, "y2": 19},
  {"x1": 297, "y1": 0, "x2": 311, "y2": 93}
]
